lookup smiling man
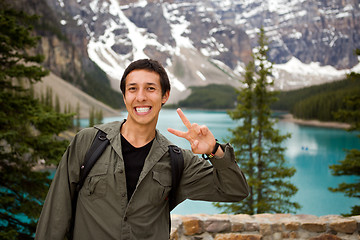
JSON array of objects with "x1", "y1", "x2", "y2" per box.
[{"x1": 35, "y1": 59, "x2": 249, "y2": 240}]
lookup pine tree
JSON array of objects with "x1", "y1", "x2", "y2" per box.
[
  {"x1": 45, "y1": 86, "x2": 53, "y2": 108},
  {"x1": 214, "y1": 28, "x2": 300, "y2": 214},
  {"x1": 95, "y1": 109, "x2": 104, "y2": 125},
  {"x1": 0, "y1": 4, "x2": 73, "y2": 239},
  {"x1": 76, "y1": 102, "x2": 81, "y2": 132},
  {"x1": 89, "y1": 106, "x2": 95, "y2": 127},
  {"x1": 329, "y1": 49, "x2": 360, "y2": 216},
  {"x1": 55, "y1": 94, "x2": 61, "y2": 113}
]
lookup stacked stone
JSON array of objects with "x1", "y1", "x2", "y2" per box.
[{"x1": 170, "y1": 214, "x2": 360, "y2": 240}]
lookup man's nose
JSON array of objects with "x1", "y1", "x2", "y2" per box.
[{"x1": 136, "y1": 89, "x2": 147, "y2": 101}]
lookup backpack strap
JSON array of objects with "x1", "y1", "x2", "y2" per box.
[
  {"x1": 168, "y1": 145, "x2": 184, "y2": 211},
  {"x1": 68, "y1": 129, "x2": 110, "y2": 240},
  {"x1": 168, "y1": 145, "x2": 184, "y2": 236},
  {"x1": 76, "y1": 130, "x2": 110, "y2": 191}
]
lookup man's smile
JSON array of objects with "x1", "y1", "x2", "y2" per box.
[{"x1": 135, "y1": 106, "x2": 152, "y2": 114}]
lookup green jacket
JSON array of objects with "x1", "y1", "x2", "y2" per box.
[{"x1": 35, "y1": 121, "x2": 249, "y2": 240}]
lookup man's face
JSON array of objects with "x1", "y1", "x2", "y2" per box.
[{"x1": 123, "y1": 69, "x2": 169, "y2": 127}]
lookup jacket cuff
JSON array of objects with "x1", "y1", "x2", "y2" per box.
[{"x1": 209, "y1": 143, "x2": 236, "y2": 169}]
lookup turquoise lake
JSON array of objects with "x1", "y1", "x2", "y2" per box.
[{"x1": 81, "y1": 109, "x2": 359, "y2": 216}]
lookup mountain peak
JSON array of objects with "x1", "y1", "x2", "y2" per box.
[{"x1": 22, "y1": 0, "x2": 360, "y2": 103}]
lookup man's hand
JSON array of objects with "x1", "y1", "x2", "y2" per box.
[{"x1": 167, "y1": 108, "x2": 223, "y2": 156}]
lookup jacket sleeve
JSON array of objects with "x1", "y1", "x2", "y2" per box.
[
  {"x1": 177, "y1": 143, "x2": 249, "y2": 203},
  {"x1": 35, "y1": 130, "x2": 93, "y2": 240}
]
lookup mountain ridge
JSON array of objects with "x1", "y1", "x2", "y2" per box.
[
  {"x1": 13, "y1": 0, "x2": 360, "y2": 105},
  {"x1": 57, "y1": 0, "x2": 359, "y2": 86}
]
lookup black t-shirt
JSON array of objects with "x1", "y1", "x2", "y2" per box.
[{"x1": 121, "y1": 135, "x2": 154, "y2": 201}]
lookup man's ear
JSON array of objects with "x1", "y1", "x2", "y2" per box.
[{"x1": 161, "y1": 91, "x2": 170, "y2": 105}]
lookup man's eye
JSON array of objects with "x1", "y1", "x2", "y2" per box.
[
  {"x1": 128, "y1": 87, "x2": 136, "y2": 91},
  {"x1": 148, "y1": 87, "x2": 155, "y2": 91}
]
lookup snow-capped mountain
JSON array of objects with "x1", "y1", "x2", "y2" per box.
[
  {"x1": 43, "y1": 0, "x2": 360, "y2": 103},
  {"x1": 210, "y1": 0, "x2": 360, "y2": 67}
]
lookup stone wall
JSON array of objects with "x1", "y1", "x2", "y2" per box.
[{"x1": 170, "y1": 214, "x2": 360, "y2": 240}]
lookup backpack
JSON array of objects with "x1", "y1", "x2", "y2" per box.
[{"x1": 68, "y1": 129, "x2": 184, "y2": 239}]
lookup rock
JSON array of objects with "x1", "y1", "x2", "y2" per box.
[
  {"x1": 180, "y1": 215, "x2": 203, "y2": 236},
  {"x1": 214, "y1": 233, "x2": 263, "y2": 240},
  {"x1": 329, "y1": 218, "x2": 357, "y2": 234},
  {"x1": 204, "y1": 215, "x2": 231, "y2": 233},
  {"x1": 301, "y1": 221, "x2": 327, "y2": 233},
  {"x1": 309, "y1": 233, "x2": 342, "y2": 240}
]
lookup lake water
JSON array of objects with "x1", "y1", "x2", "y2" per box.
[{"x1": 83, "y1": 109, "x2": 360, "y2": 216}]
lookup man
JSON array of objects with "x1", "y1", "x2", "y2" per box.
[{"x1": 35, "y1": 59, "x2": 249, "y2": 239}]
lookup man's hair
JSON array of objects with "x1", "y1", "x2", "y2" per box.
[{"x1": 120, "y1": 59, "x2": 171, "y2": 97}]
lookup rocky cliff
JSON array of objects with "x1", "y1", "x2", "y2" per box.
[
  {"x1": 5, "y1": 0, "x2": 123, "y2": 109},
  {"x1": 215, "y1": 0, "x2": 360, "y2": 70},
  {"x1": 9, "y1": 0, "x2": 88, "y2": 84}
]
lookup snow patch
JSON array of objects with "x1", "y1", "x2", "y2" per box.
[
  {"x1": 73, "y1": 15, "x2": 83, "y2": 25},
  {"x1": 351, "y1": 62, "x2": 360, "y2": 74},
  {"x1": 89, "y1": 0, "x2": 99, "y2": 13},
  {"x1": 87, "y1": 40, "x2": 126, "y2": 80},
  {"x1": 289, "y1": 30, "x2": 302, "y2": 39},
  {"x1": 274, "y1": 57, "x2": 348, "y2": 78},
  {"x1": 58, "y1": 0, "x2": 65, "y2": 7},
  {"x1": 167, "y1": 72, "x2": 186, "y2": 92},
  {"x1": 196, "y1": 71, "x2": 206, "y2": 81},
  {"x1": 134, "y1": 0, "x2": 148, "y2": 8},
  {"x1": 162, "y1": 3, "x2": 195, "y2": 54}
]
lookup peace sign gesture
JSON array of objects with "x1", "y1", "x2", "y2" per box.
[{"x1": 167, "y1": 108, "x2": 222, "y2": 156}]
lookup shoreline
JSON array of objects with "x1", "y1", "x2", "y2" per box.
[
  {"x1": 165, "y1": 108, "x2": 352, "y2": 130},
  {"x1": 279, "y1": 113, "x2": 351, "y2": 129}
]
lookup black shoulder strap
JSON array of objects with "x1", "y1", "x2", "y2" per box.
[
  {"x1": 68, "y1": 129, "x2": 110, "y2": 240},
  {"x1": 168, "y1": 145, "x2": 184, "y2": 236},
  {"x1": 76, "y1": 130, "x2": 110, "y2": 191},
  {"x1": 168, "y1": 145, "x2": 184, "y2": 211}
]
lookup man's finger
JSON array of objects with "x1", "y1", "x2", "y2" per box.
[
  {"x1": 192, "y1": 123, "x2": 201, "y2": 135},
  {"x1": 167, "y1": 128, "x2": 187, "y2": 139},
  {"x1": 177, "y1": 108, "x2": 192, "y2": 129},
  {"x1": 199, "y1": 125, "x2": 209, "y2": 136}
]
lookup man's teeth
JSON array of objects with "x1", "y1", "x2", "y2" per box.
[{"x1": 136, "y1": 107, "x2": 151, "y2": 113}]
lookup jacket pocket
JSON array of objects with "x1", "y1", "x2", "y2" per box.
[
  {"x1": 84, "y1": 162, "x2": 109, "y2": 199},
  {"x1": 150, "y1": 171, "x2": 171, "y2": 205}
]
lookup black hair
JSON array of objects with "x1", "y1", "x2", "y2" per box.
[{"x1": 120, "y1": 59, "x2": 171, "y2": 97}]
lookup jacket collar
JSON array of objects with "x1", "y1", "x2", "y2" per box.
[
  {"x1": 94, "y1": 120, "x2": 172, "y2": 148},
  {"x1": 94, "y1": 120, "x2": 174, "y2": 186},
  {"x1": 94, "y1": 120, "x2": 123, "y2": 140}
]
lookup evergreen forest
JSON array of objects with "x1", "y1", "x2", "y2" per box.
[
  {"x1": 176, "y1": 84, "x2": 237, "y2": 109},
  {"x1": 0, "y1": 4, "x2": 73, "y2": 238},
  {"x1": 175, "y1": 72, "x2": 359, "y2": 125},
  {"x1": 272, "y1": 73, "x2": 360, "y2": 122}
]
